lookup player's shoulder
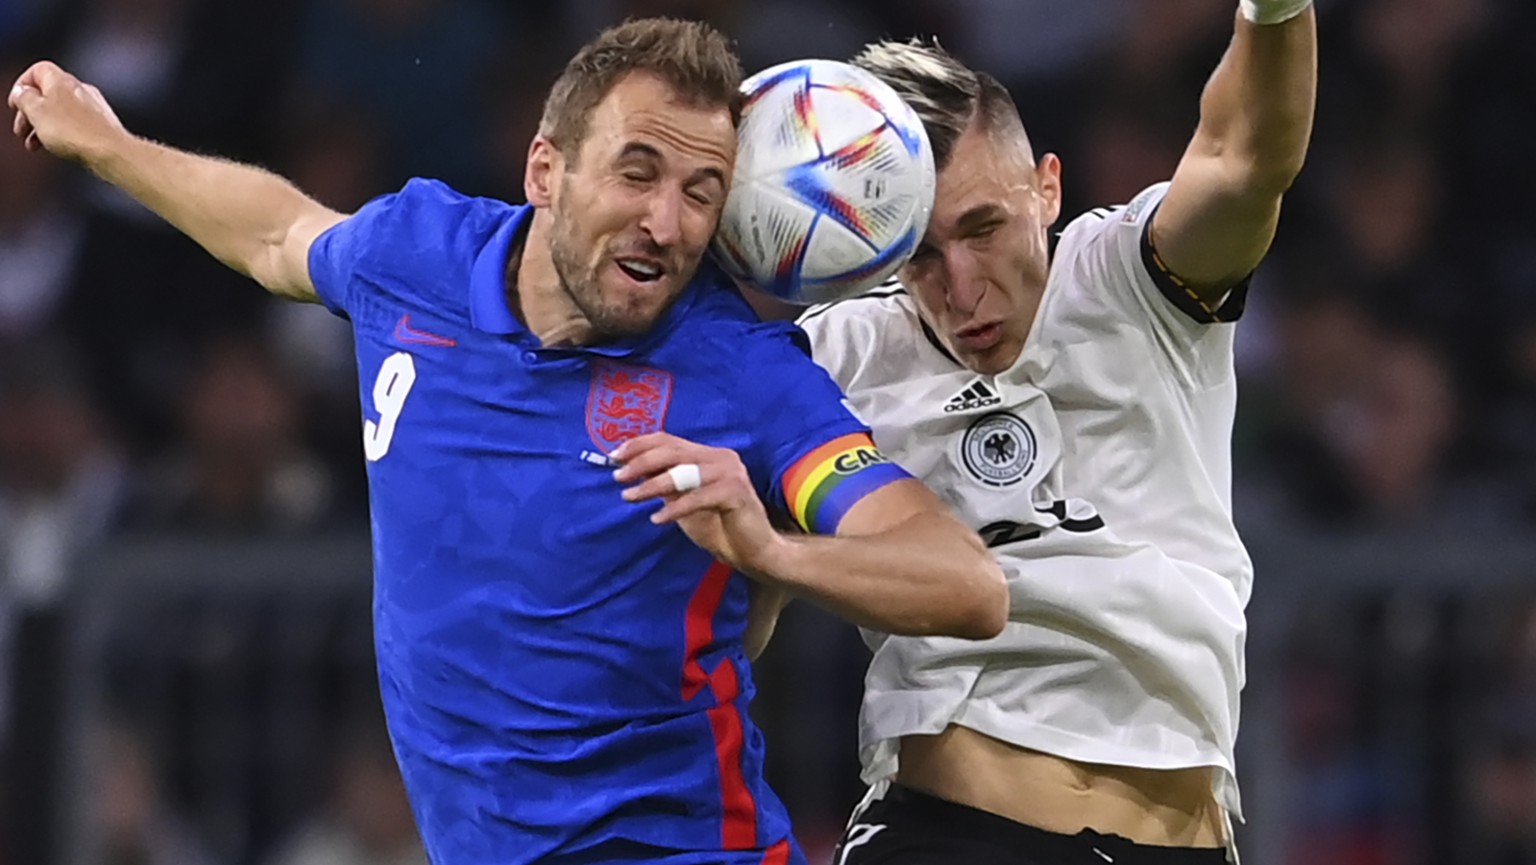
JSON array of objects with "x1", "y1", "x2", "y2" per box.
[
  {"x1": 791, "y1": 281, "x2": 927, "y2": 389},
  {"x1": 796, "y1": 280, "x2": 917, "y2": 345},
  {"x1": 356, "y1": 178, "x2": 521, "y2": 252},
  {"x1": 672, "y1": 264, "x2": 775, "y2": 339},
  {"x1": 312, "y1": 178, "x2": 525, "y2": 324},
  {"x1": 799, "y1": 280, "x2": 914, "y2": 324},
  {"x1": 1056, "y1": 182, "x2": 1170, "y2": 254},
  {"x1": 662, "y1": 270, "x2": 819, "y2": 369}
]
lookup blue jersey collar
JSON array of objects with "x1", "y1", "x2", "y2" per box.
[
  {"x1": 468, "y1": 203, "x2": 710, "y2": 357},
  {"x1": 469, "y1": 204, "x2": 531, "y2": 336}
]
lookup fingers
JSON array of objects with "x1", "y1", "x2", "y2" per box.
[
  {"x1": 9, "y1": 61, "x2": 59, "y2": 107},
  {"x1": 12, "y1": 101, "x2": 40, "y2": 151},
  {"x1": 610, "y1": 432, "x2": 686, "y2": 469},
  {"x1": 621, "y1": 461, "x2": 708, "y2": 503},
  {"x1": 9, "y1": 62, "x2": 94, "y2": 151},
  {"x1": 648, "y1": 484, "x2": 736, "y2": 525},
  {"x1": 614, "y1": 447, "x2": 696, "y2": 489},
  {"x1": 9, "y1": 77, "x2": 35, "y2": 130},
  {"x1": 611, "y1": 433, "x2": 754, "y2": 514},
  {"x1": 611, "y1": 433, "x2": 702, "y2": 485},
  {"x1": 10, "y1": 90, "x2": 36, "y2": 149},
  {"x1": 18, "y1": 61, "x2": 63, "y2": 93},
  {"x1": 10, "y1": 71, "x2": 41, "y2": 147},
  {"x1": 666, "y1": 463, "x2": 701, "y2": 493}
]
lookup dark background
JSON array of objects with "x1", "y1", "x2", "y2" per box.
[{"x1": 3, "y1": 1, "x2": 1535, "y2": 864}]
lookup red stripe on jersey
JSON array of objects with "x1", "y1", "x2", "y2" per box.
[
  {"x1": 760, "y1": 838, "x2": 791, "y2": 865},
  {"x1": 707, "y1": 660, "x2": 756, "y2": 849},
  {"x1": 680, "y1": 561, "x2": 759, "y2": 849},
  {"x1": 682, "y1": 561, "x2": 733, "y2": 701}
]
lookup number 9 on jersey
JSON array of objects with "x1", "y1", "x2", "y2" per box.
[{"x1": 365, "y1": 352, "x2": 417, "y2": 461}]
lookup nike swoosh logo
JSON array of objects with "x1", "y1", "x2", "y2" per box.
[{"x1": 394, "y1": 314, "x2": 456, "y2": 347}]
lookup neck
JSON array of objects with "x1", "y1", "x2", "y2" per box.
[{"x1": 513, "y1": 212, "x2": 596, "y2": 347}]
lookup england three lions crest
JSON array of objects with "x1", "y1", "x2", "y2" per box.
[{"x1": 586, "y1": 361, "x2": 675, "y2": 453}]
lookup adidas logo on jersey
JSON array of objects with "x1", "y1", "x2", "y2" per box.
[{"x1": 943, "y1": 380, "x2": 1002, "y2": 413}]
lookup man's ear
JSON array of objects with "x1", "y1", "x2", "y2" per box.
[
  {"x1": 1035, "y1": 152, "x2": 1064, "y2": 228},
  {"x1": 526, "y1": 135, "x2": 563, "y2": 207}
]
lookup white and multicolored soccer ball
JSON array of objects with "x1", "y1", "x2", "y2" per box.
[{"x1": 713, "y1": 59, "x2": 936, "y2": 305}]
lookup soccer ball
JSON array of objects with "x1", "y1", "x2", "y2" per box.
[{"x1": 713, "y1": 59, "x2": 936, "y2": 306}]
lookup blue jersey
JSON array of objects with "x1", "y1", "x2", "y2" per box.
[{"x1": 308, "y1": 179, "x2": 909, "y2": 865}]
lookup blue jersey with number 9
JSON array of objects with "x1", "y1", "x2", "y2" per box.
[{"x1": 307, "y1": 179, "x2": 909, "y2": 865}]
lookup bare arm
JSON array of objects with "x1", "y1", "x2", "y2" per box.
[
  {"x1": 91, "y1": 137, "x2": 343, "y2": 302},
  {"x1": 748, "y1": 479, "x2": 1005, "y2": 640},
  {"x1": 1151, "y1": 8, "x2": 1318, "y2": 300},
  {"x1": 614, "y1": 434, "x2": 1007, "y2": 642},
  {"x1": 9, "y1": 61, "x2": 343, "y2": 302},
  {"x1": 743, "y1": 583, "x2": 790, "y2": 660}
]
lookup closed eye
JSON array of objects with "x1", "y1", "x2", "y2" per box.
[
  {"x1": 686, "y1": 185, "x2": 720, "y2": 207},
  {"x1": 954, "y1": 203, "x2": 1010, "y2": 241},
  {"x1": 909, "y1": 244, "x2": 939, "y2": 263},
  {"x1": 616, "y1": 142, "x2": 662, "y2": 184},
  {"x1": 685, "y1": 170, "x2": 725, "y2": 208},
  {"x1": 969, "y1": 221, "x2": 1004, "y2": 240}
]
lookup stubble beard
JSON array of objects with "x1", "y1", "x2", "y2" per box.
[
  {"x1": 549, "y1": 208, "x2": 698, "y2": 342},
  {"x1": 548, "y1": 212, "x2": 650, "y2": 341}
]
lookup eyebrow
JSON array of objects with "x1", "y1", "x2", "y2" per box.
[
  {"x1": 955, "y1": 204, "x2": 1007, "y2": 234},
  {"x1": 617, "y1": 141, "x2": 663, "y2": 163},
  {"x1": 617, "y1": 141, "x2": 726, "y2": 189}
]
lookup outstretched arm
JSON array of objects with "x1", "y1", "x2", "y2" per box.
[
  {"x1": 1151, "y1": 3, "x2": 1318, "y2": 300},
  {"x1": 9, "y1": 61, "x2": 343, "y2": 302}
]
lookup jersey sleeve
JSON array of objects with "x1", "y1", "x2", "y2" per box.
[
  {"x1": 796, "y1": 296, "x2": 882, "y2": 393},
  {"x1": 307, "y1": 177, "x2": 470, "y2": 318},
  {"x1": 1056, "y1": 182, "x2": 1250, "y2": 390},
  {"x1": 742, "y1": 322, "x2": 911, "y2": 535}
]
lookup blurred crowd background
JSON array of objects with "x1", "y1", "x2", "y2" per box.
[{"x1": 2, "y1": 0, "x2": 1536, "y2": 863}]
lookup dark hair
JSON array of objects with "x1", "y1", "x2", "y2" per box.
[
  {"x1": 851, "y1": 38, "x2": 1027, "y2": 170},
  {"x1": 539, "y1": 18, "x2": 743, "y2": 157}
]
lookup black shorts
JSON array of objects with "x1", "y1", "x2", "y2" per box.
[{"x1": 832, "y1": 785, "x2": 1229, "y2": 865}]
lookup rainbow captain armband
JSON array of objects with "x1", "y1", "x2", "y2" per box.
[
  {"x1": 1239, "y1": 0, "x2": 1311, "y2": 25},
  {"x1": 781, "y1": 433, "x2": 911, "y2": 535}
]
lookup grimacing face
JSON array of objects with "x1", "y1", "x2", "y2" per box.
[
  {"x1": 545, "y1": 72, "x2": 736, "y2": 339},
  {"x1": 900, "y1": 123, "x2": 1062, "y2": 374}
]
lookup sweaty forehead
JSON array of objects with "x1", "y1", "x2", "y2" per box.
[
  {"x1": 585, "y1": 73, "x2": 735, "y2": 171},
  {"x1": 930, "y1": 134, "x2": 1029, "y2": 230}
]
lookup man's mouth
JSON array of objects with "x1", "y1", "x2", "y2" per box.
[
  {"x1": 953, "y1": 321, "x2": 1004, "y2": 351},
  {"x1": 615, "y1": 257, "x2": 665, "y2": 283}
]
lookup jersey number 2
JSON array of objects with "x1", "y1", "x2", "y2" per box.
[{"x1": 364, "y1": 352, "x2": 416, "y2": 461}]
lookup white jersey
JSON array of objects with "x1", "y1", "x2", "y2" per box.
[{"x1": 798, "y1": 183, "x2": 1251, "y2": 817}]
